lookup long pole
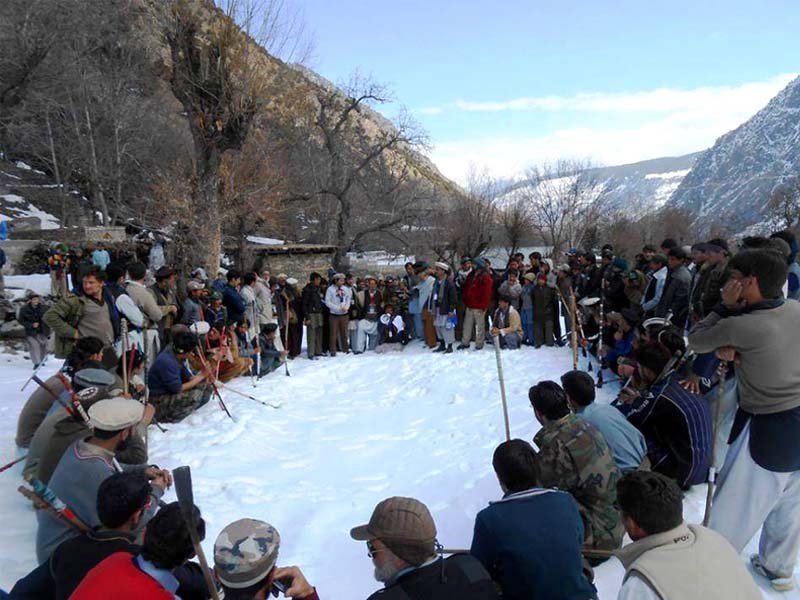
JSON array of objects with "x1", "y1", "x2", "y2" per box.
[
  {"x1": 1, "y1": 455, "x2": 27, "y2": 474},
  {"x1": 194, "y1": 346, "x2": 234, "y2": 421},
  {"x1": 570, "y1": 292, "x2": 579, "y2": 370},
  {"x1": 596, "y1": 288, "x2": 606, "y2": 388},
  {"x1": 121, "y1": 319, "x2": 129, "y2": 393},
  {"x1": 283, "y1": 320, "x2": 291, "y2": 377},
  {"x1": 492, "y1": 335, "x2": 511, "y2": 441},
  {"x1": 703, "y1": 361, "x2": 728, "y2": 527},
  {"x1": 21, "y1": 357, "x2": 50, "y2": 391},
  {"x1": 214, "y1": 381, "x2": 280, "y2": 409}
]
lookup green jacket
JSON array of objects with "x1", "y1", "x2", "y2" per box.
[{"x1": 534, "y1": 413, "x2": 624, "y2": 551}]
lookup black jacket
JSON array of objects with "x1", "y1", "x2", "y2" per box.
[
  {"x1": 18, "y1": 303, "x2": 50, "y2": 337},
  {"x1": 302, "y1": 283, "x2": 323, "y2": 316},
  {"x1": 359, "y1": 289, "x2": 384, "y2": 321},
  {"x1": 10, "y1": 529, "x2": 209, "y2": 600},
  {"x1": 365, "y1": 554, "x2": 498, "y2": 600},
  {"x1": 433, "y1": 278, "x2": 457, "y2": 314}
]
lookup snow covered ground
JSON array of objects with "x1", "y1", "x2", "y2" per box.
[{"x1": 0, "y1": 343, "x2": 795, "y2": 598}]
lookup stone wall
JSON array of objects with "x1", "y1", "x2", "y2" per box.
[
  {"x1": 254, "y1": 251, "x2": 336, "y2": 281},
  {"x1": 10, "y1": 226, "x2": 127, "y2": 243}
]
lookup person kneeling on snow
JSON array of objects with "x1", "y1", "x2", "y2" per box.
[
  {"x1": 470, "y1": 439, "x2": 597, "y2": 600},
  {"x1": 489, "y1": 295, "x2": 523, "y2": 349},
  {"x1": 256, "y1": 323, "x2": 287, "y2": 376},
  {"x1": 351, "y1": 496, "x2": 499, "y2": 599},
  {"x1": 70, "y1": 502, "x2": 206, "y2": 599},
  {"x1": 378, "y1": 305, "x2": 405, "y2": 345},
  {"x1": 615, "y1": 471, "x2": 761, "y2": 600},
  {"x1": 148, "y1": 332, "x2": 213, "y2": 423},
  {"x1": 214, "y1": 518, "x2": 319, "y2": 599}
]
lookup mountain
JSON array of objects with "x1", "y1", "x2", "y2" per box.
[
  {"x1": 667, "y1": 75, "x2": 800, "y2": 234},
  {"x1": 589, "y1": 153, "x2": 700, "y2": 218}
]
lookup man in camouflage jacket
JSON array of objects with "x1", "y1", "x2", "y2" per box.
[{"x1": 530, "y1": 381, "x2": 624, "y2": 552}]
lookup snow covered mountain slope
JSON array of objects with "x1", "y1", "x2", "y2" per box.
[{"x1": 668, "y1": 75, "x2": 800, "y2": 234}]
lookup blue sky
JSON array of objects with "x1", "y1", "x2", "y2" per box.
[{"x1": 295, "y1": 0, "x2": 799, "y2": 181}]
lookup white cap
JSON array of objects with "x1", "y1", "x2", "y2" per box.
[
  {"x1": 88, "y1": 398, "x2": 145, "y2": 431},
  {"x1": 434, "y1": 262, "x2": 450, "y2": 272},
  {"x1": 286, "y1": 277, "x2": 298, "y2": 286}
]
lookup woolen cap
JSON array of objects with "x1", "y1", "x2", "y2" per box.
[
  {"x1": 187, "y1": 280, "x2": 205, "y2": 291},
  {"x1": 154, "y1": 266, "x2": 174, "y2": 279},
  {"x1": 88, "y1": 398, "x2": 144, "y2": 431},
  {"x1": 74, "y1": 368, "x2": 116, "y2": 390},
  {"x1": 214, "y1": 518, "x2": 281, "y2": 589},
  {"x1": 350, "y1": 497, "x2": 437, "y2": 566},
  {"x1": 434, "y1": 262, "x2": 450, "y2": 272}
]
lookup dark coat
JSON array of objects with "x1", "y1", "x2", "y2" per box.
[
  {"x1": 471, "y1": 488, "x2": 597, "y2": 600},
  {"x1": 532, "y1": 284, "x2": 556, "y2": 320},
  {"x1": 605, "y1": 273, "x2": 628, "y2": 312},
  {"x1": 434, "y1": 277, "x2": 458, "y2": 314},
  {"x1": 359, "y1": 289, "x2": 384, "y2": 320},
  {"x1": 365, "y1": 553, "x2": 498, "y2": 600},
  {"x1": 302, "y1": 283, "x2": 323, "y2": 316},
  {"x1": 655, "y1": 265, "x2": 691, "y2": 324},
  {"x1": 222, "y1": 283, "x2": 247, "y2": 324},
  {"x1": 18, "y1": 302, "x2": 51, "y2": 337}
]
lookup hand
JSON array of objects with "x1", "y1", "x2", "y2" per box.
[
  {"x1": 679, "y1": 374, "x2": 701, "y2": 395},
  {"x1": 32, "y1": 322, "x2": 39, "y2": 328},
  {"x1": 715, "y1": 346, "x2": 738, "y2": 363},
  {"x1": 142, "y1": 403, "x2": 156, "y2": 426},
  {"x1": 613, "y1": 330, "x2": 623, "y2": 341},
  {"x1": 618, "y1": 387, "x2": 639, "y2": 404},
  {"x1": 254, "y1": 346, "x2": 261, "y2": 353},
  {"x1": 145, "y1": 466, "x2": 172, "y2": 490},
  {"x1": 169, "y1": 305, "x2": 179, "y2": 315},
  {"x1": 618, "y1": 363, "x2": 636, "y2": 378},
  {"x1": 490, "y1": 327, "x2": 499, "y2": 336},
  {"x1": 721, "y1": 278, "x2": 744, "y2": 309},
  {"x1": 272, "y1": 566, "x2": 315, "y2": 599}
]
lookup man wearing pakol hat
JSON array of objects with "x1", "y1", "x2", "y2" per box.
[
  {"x1": 36, "y1": 397, "x2": 169, "y2": 563},
  {"x1": 149, "y1": 265, "x2": 180, "y2": 346},
  {"x1": 351, "y1": 496, "x2": 498, "y2": 599},
  {"x1": 181, "y1": 278, "x2": 207, "y2": 326},
  {"x1": 604, "y1": 257, "x2": 630, "y2": 313},
  {"x1": 18, "y1": 289, "x2": 50, "y2": 368},
  {"x1": 640, "y1": 254, "x2": 668, "y2": 316},
  {"x1": 432, "y1": 262, "x2": 457, "y2": 353},
  {"x1": 458, "y1": 257, "x2": 494, "y2": 351},
  {"x1": 148, "y1": 331, "x2": 213, "y2": 423},
  {"x1": 356, "y1": 275, "x2": 384, "y2": 353},
  {"x1": 694, "y1": 239, "x2": 729, "y2": 319},
  {"x1": 126, "y1": 261, "x2": 172, "y2": 364},
  {"x1": 654, "y1": 247, "x2": 691, "y2": 325},
  {"x1": 324, "y1": 273, "x2": 353, "y2": 356},
  {"x1": 214, "y1": 518, "x2": 319, "y2": 599}
]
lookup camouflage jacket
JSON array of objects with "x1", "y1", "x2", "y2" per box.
[{"x1": 533, "y1": 413, "x2": 624, "y2": 551}]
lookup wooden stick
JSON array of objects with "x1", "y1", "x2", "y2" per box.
[
  {"x1": 492, "y1": 335, "x2": 511, "y2": 441},
  {"x1": 442, "y1": 547, "x2": 614, "y2": 559},
  {"x1": 703, "y1": 361, "x2": 728, "y2": 527}
]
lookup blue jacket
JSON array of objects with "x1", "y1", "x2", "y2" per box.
[
  {"x1": 222, "y1": 284, "x2": 247, "y2": 324},
  {"x1": 576, "y1": 403, "x2": 647, "y2": 472},
  {"x1": 148, "y1": 348, "x2": 191, "y2": 396},
  {"x1": 471, "y1": 488, "x2": 597, "y2": 600}
]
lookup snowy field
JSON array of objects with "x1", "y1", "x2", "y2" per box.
[{"x1": 0, "y1": 342, "x2": 796, "y2": 598}]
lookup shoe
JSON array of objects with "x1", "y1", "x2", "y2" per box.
[
  {"x1": 433, "y1": 341, "x2": 446, "y2": 353},
  {"x1": 456, "y1": 344, "x2": 470, "y2": 350},
  {"x1": 751, "y1": 555, "x2": 796, "y2": 591},
  {"x1": 445, "y1": 345, "x2": 453, "y2": 354},
  {"x1": 474, "y1": 346, "x2": 484, "y2": 351}
]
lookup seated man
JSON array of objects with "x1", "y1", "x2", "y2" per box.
[
  {"x1": 351, "y1": 496, "x2": 499, "y2": 599},
  {"x1": 489, "y1": 295, "x2": 523, "y2": 349},
  {"x1": 35, "y1": 398, "x2": 168, "y2": 563},
  {"x1": 148, "y1": 332, "x2": 212, "y2": 423},
  {"x1": 378, "y1": 305, "x2": 405, "y2": 345},
  {"x1": 12, "y1": 472, "x2": 206, "y2": 600},
  {"x1": 529, "y1": 381, "x2": 624, "y2": 552},
  {"x1": 199, "y1": 325, "x2": 253, "y2": 382},
  {"x1": 616, "y1": 341, "x2": 712, "y2": 489},
  {"x1": 616, "y1": 471, "x2": 761, "y2": 600},
  {"x1": 213, "y1": 518, "x2": 319, "y2": 599},
  {"x1": 256, "y1": 323, "x2": 287, "y2": 376},
  {"x1": 70, "y1": 502, "x2": 206, "y2": 599},
  {"x1": 471, "y1": 439, "x2": 597, "y2": 600},
  {"x1": 561, "y1": 370, "x2": 648, "y2": 472}
]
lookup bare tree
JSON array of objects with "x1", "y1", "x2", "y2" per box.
[
  {"x1": 519, "y1": 160, "x2": 602, "y2": 259},
  {"x1": 769, "y1": 177, "x2": 800, "y2": 229},
  {"x1": 499, "y1": 188, "x2": 534, "y2": 256},
  {"x1": 287, "y1": 73, "x2": 430, "y2": 268}
]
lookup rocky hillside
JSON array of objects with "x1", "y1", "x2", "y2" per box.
[{"x1": 668, "y1": 75, "x2": 800, "y2": 234}]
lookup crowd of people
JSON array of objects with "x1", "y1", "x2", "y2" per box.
[{"x1": 4, "y1": 227, "x2": 800, "y2": 599}]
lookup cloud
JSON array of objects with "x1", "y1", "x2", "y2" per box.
[{"x1": 428, "y1": 73, "x2": 798, "y2": 182}]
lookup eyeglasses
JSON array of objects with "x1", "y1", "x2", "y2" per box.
[{"x1": 367, "y1": 540, "x2": 384, "y2": 559}]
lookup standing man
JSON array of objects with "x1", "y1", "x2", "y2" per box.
[
  {"x1": 357, "y1": 275, "x2": 383, "y2": 353},
  {"x1": 126, "y1": 261, "x2": 172, "y2": 364},
  {"x1": 221, "y1": 269, "x2": 247, "y2": 327},
  {"x1": 688, "y1": 248, "x2": 800, "y2": 591},
  {"x1": 655, "y1": 247, "x2": 691, "y2": 325},
  {"x1": 458, "y1": 257, "x2": 493, "y2": 350},
  {"x1": 18, "y1": 290, "x2": 50, "y2": 369},
  {"x1": 302, "y1": 272, "x2": 324, "y2": 360},
  {"x1": 91, "y1": 242, "x2": 111, "y2": 271},
  {"x1": 149, "y1": 266, "x2": 180, "y2": 346},
  {"x1": 43, "y1": 266, "x2": 118, "y2": 369},
  {"x1": 432, "y1": 262, "x2": 457, "y2": 353},
  {"x1": 324, "y1": 273, "x2": 352, "y2": 356}
]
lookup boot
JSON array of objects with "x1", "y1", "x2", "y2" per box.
[
  {"x1": 445, "y1": 344, "x2": 453, "y2": 354},
  {"x1": 456, "y1": 344, "x2": 470, "y2": 350},
  {"x1": 433, "y1": 340, "x2": 446, "y2": 353}
]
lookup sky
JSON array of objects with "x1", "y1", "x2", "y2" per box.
[{"x1": 291, "y1": 0, "x2": 799, "y2": 182}]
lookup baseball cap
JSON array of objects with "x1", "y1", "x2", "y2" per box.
[
  {"x1": 350, "y1": 497, "x2": 437, "y2": 566},
  {"x1": 214, "y1": 519, "x2": 281, "y2": 589}
]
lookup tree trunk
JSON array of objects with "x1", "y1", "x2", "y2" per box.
[
  {"x1": 333, "y1": 195, "x2": 350, "y2": 271},
  {"x1": 189, "y1": 165, "x2": 222, "y2": 278},
  {"x1": 84, "y1": 105, "x2": 109, "y2": 226},
  {"x1": 45, "y1": 112, "x2": 69, "y2": 227}
]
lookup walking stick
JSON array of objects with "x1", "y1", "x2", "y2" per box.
[
  {"x1": 283, "y1": 320, "x2": 291, "y2": 377},
  {"x1": 214, "y1": 381, "x2": 280, "y2": 409},
  {"x1": 251, "y1": 303, "x2": 260, "y2": 386},
  {"x1": 194, "y1": 346, "x2": 234, "y2": 421},
  {"x1": 570, "y1": 292, "x2": 579, "y2": 370},
  {"x1": 21, "y1": 357, "x2": 51, "y2": 391},
  {"x1": 121, "y1": 319, "x2": 129, "y2": 393},
  {"x1": 703, "y1": 361, "x2": 728, "y2": 527},
  {"x1": 173, "y1": 466, "x2": 220, "y2": 600},
  {"x1": 596, "y1": 289, "x2": 606, "y2": 388},
  {"x1": 492, "y1": 335, "x2": 511, "y2": 441},
  {"x1": 442, "y1": 546, "x2": 613, "y2": 560},
  {"x1": 1, "y1": 455, "x2": 27, "y2": 474}
]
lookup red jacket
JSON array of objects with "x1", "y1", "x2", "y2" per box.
[
  {"x1": 462, "y1": 270, "x2": 494, "y2": 310},
  {"x1": 69, "y1": 552, "x2": 173, "y2": 599}
]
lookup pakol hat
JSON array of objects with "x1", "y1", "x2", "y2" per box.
[
  {"x1": 351, "y1": 497, "x2": 437, "y2": 566},
  {"x1": 214, "y1": 518, "x2": 281, "y2": 590},
  {"x1": 276, "y1": 273, "x2": 288, "y2": 280},
  {"x1": 612, "y1": 257, "x2": 629, "y2": 271},
  {"x1": 88, "y1": 398, "x2": 144, "y2": 431},
  {"x1": 579, "y1": 296, "x2": 600, "y2": 307},
  {"x1": 523, "y1": 272, "x2": 536, "y2": 282},
  {"x1": 473, "y1": 257, "x2": 487, "y2": 270},
  {"x1": 460, "y1": 256, "x2": 472, "y2": 264},
  {"x1": 154, "y1": 266, "x2": 174, "y2": 279},
  {"x1": 25, "y1": 289, "x2": 41, "y2": 300},
  {"x1": 364, "y1": 274, "x2": 378, "y2": 281},
  {"x1": 187, "y1": 280, "x2": 205, "y2": 291},
  {"x1": 333, "y1": 273, "x2": 346, "y2": 281},
  {"x1": 286, "y1": 277, "x2": 299, "y2": 286},
  {"x1": 434, "y1": 262, "x2": 450, "y2": 272},
  {"x1": 74, "y1": 368, "x2": 116, "y2": 390}
]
